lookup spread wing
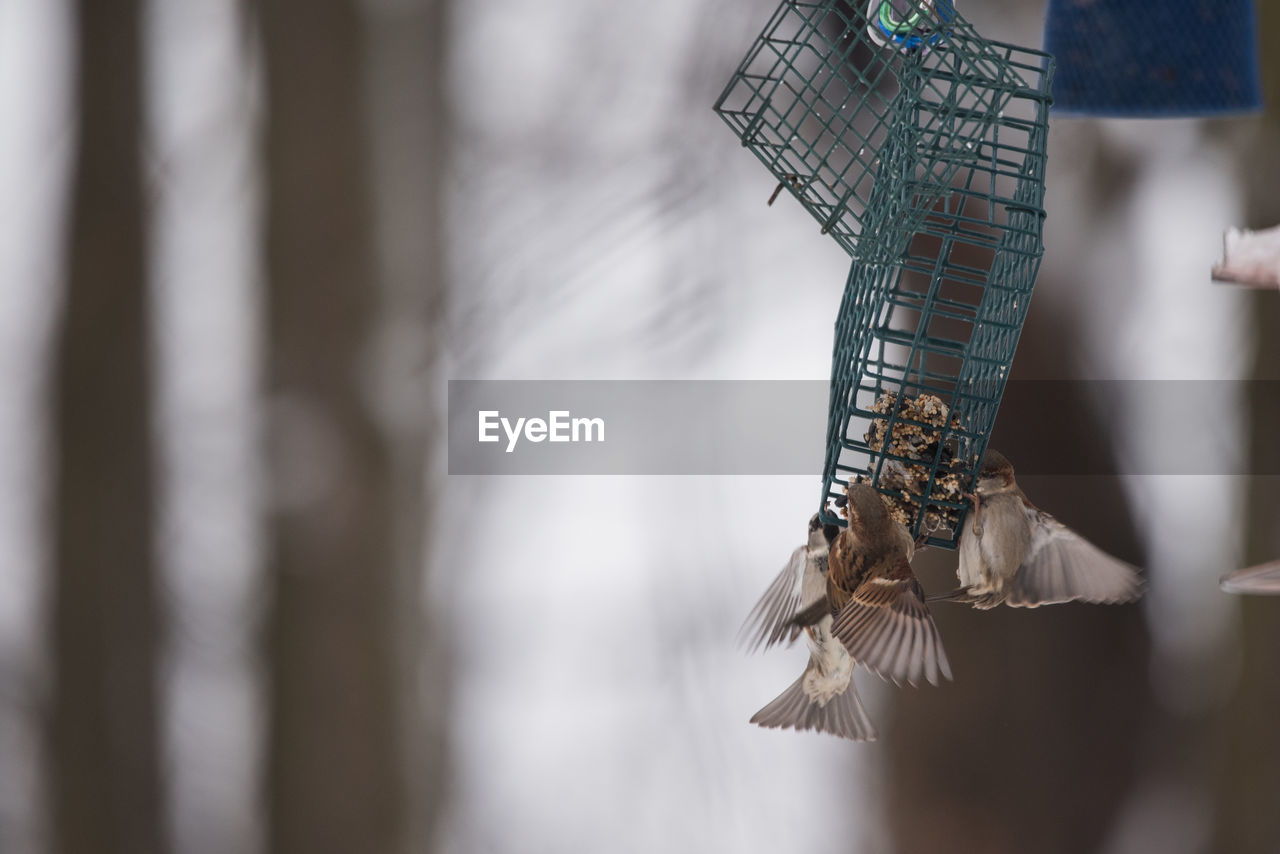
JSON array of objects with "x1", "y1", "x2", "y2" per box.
[
  {"x1": 739, "y1": 545, "x2": 826, "y2": 652},
  {"x1": 1221, "y1": 559, "x2": 1280, "y2": 595},
  {"x1": 1007, "y1": 510, "x2": 1144, "y2": 607},
  {"x1": 830, "y1": 554, "x2": 952, "y2": 686}
]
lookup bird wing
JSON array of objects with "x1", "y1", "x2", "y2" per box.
[
  {"x1": 1006, "y1": 510, "x2": 1144, "y2": 607},
  {"x1": 1221, "y1": 559, "x2": 1280, "y2": 595},
  {"x1": 739, "y1": 545, "x2": 824, "y2": 652},
  {"x1": 830, "y1": 554, "x2": 952, "y2": 686}
]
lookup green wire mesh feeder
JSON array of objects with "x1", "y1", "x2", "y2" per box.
[
  {"x1": 713, "y1": 0, "x2": 1027, "y2": 258},
  {"x1": 714, "y1": 1, "x2": 1054, "y2": 548},
  {"x1": 821, "y1": 43, "x2": 1053, "y2": 548}
]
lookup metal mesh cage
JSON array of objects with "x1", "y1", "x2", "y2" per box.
[
  {"x1": 713, "y1": 0, "x2": 1028, "y2": 258},
  {"x1": 819, "y1": 41, "x2": 1053, "y2": 547}
]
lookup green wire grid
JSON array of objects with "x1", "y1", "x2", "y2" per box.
[
  {"x1": 820, "y1": 40, "x2": 1054, "y2": 547},
  {"x1": 713, "y1": 0, "x2": 1025, "y2": 259}
]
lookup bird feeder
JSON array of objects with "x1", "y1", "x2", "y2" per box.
[
  {"x1": 714, "y1": 0, "x2": 1054, "y2": 548},
  {"x1": 713, "y1": 0, "x2": 1027, "y2": 259},
  {"x1": 821, "y1": 39, "x2": 1053, "y2": 547}
]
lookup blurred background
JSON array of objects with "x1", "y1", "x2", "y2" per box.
[{"x1": 1, "y1": 0, "x2": 1279, "y2": 852}]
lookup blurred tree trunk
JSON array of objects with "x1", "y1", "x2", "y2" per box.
[
  {"x1": 259, "y1": 0, "x2": 421, "y2": 851},
  {"x1": 881, "y1": 269, "x2": 1153, "y2": 853},
  {"x1": 49, "y1": 0, "x2": 167, "y2": 852},
  {"x1": 364, "y1": 0, "x2": 453, "y2": 849},
  {"x1": 1212, "y1": 5, "x2": 1280, "y2": 849}
]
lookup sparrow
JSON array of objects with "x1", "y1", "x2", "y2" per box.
[
  {"x1": 1221, "y1": 560, "x2": 1280, "y2": 595},
  {"x1": 931, "y1": 449, "x2": 1144, "y2": 609},
  {"x1": 743, "y1": 514, "x2": 876, "y2": 741},
  {"x1": 825, "y1": 483, "x2": 951, "y2": 687},
  {"x1": 740, "y1": 513, "x2": 840, "y2": 653}
]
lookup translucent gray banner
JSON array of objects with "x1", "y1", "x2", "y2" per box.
[
  {"x1": 449, "y1": 380, "x2": 826, "y2": 474},
  {"x1": 447, "y1": 380, "x2": 1272, "y2": 475}
]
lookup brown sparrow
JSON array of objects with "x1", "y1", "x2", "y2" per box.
[
  {"x1": 825, "y1": 483, "x2": 951, "y2": 686},
  {"x1": 744, "y1": 514, "x2": 876, "y2": 740},
  {"x1": 933, "y1": 449, "x2": 1144, "y2": 609}
]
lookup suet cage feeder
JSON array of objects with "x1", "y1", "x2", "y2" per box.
[
  {"x1": 821, "y1": 39, "x2": 1053, "y2": 547},
  {"x1": 713, "y1": 0, "x2": 1029, "y2": 258},
  {"x1": 714, "y1": 0, "x2": 1054, "y2": 548}
]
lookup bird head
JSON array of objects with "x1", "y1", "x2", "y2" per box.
[
  {"x1": 807, "y1": 512, "x2": 840, "y2": 549},
  {"x1": 843, "y1": 483, "x2": 891, "y2": 532},
  {"x1": 975, "y1": 448, "x2": 1016, "y2": 495}
]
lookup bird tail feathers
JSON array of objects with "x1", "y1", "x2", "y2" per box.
[{"x1": 749, "y1": 675, "x2": 876, "y2": 742}]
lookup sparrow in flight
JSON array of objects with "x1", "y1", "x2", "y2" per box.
[
  {"x1": 742, "y1": 486, "x2": 952, "y2": 739},
  {"x1": 1221, "y1": 560, "x2": 1280, "y2": 595},
  {"x1": 825, "y1": 483, "x2": 951, "y2": 687},
  {"x1": 742, "y1": 513, "x2": 877, "y2": 740},
  {"x1": 931, "y1": 449, "x2": 1144, "y2": 609}
]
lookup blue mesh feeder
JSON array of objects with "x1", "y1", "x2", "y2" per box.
[
  {"x1": 820, "y1": 40, "x2": 1053, "y2": 547},
  {"x1": 713, "y1": 0, "x2": 1027, "y2": 258}
]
